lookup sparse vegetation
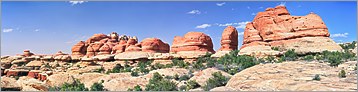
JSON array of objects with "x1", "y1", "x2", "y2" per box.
[
  {"x1": 145, "y1": 72, "x2": 178, "y2": 91},
  {"x1": 338, "y1": 70, "x2": 346, "y2": 78},
  {"x1": 49, "y1": 79, "x2": 88, "y2": 91},
  {"x1": 179, "y1": 80, "x2": 200, "y2": 91},
  {"x1": 271, "y1": 47, "x2": 280, "y2": 51},
  {"x1": 128, "y1": 85, "x2": 142, "y2": 91},
  {"x1": 312, "y1": 74, "x2": 321, "y2": 81},
  {"x1": 90, "y1": 80, "x2": 104, "y2": 91},
  {"x1": 304, "y1": 55, "x2": 314, "y2": 61},
  {"x1": 202, "y1": 72, "x2": 229, "y2": 91},
  {"x1": 281, "y1": 49, "x2": 298, "y2": 61}
]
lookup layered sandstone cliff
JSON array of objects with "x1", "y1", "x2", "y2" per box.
[{"x1": 239, "y1": 6, "x2": 342, "y2": 56}]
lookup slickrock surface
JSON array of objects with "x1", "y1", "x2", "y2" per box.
[
  {"x1": 226, "y1": 61, "x2": 357, "y2": 91},
  {"x1": 240, "y1": 6, "x2": 342, "y2": 56}
]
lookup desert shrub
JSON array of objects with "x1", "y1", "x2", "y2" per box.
[
  {"x1": 106, "y1": 63, "x2": 133, "y2": 74},
  {"x1": 90, "y1": 81, "x2": 104, "y2": 91},
  {"x1": 172, "y1": 58, "x2": 189, "y2": 68},
  {"x1": 131, "y1": 71, "x2": 139, "y2": 77},
  {"x1": 315, "y1": 55, "x2": 323, "y2": 61},
  {"x1": 50, "y1": 79, "x2": 88, "y2": 91},
  {"x1": 174, "y1": 74, "x2": 180, "y2": 80},
  {"x1": 265, "y1": 56, "x2": 275, "y2": 63},
  {"x1": 216, "y1": 50, "x2": 258, "y2": 75},
  {"x1": 128, "y1": 85, "x2": 142, "y2": 91},
  {"x1": 186, "y1": 80, "x2": 200, "y2": 90},
  {"x1": 338, "y1": 70, "x2": 346, "y2": 78},
  {"x1": 179, "y1": 80, "x2": 200, "y2": 91},
  {"x1": 312, "y1": 74, "x2": 321, "y2": 81},
  {"x1": 271, "y1": 47, "x2": 279, "y2": 51},
  {"x1": 145, "y1": 72, "x2": 178, "y2": 91},
  {"x1": 202, "y1": 72, "x2": 229, "y2": 91},
  {"x1": 178, "y1": 74, "x2": 190, "y2": 81},
  {"x1": 93, "y1": 67, "x2": 105, "y2": 73},
  {"x1": 282, "y1": 49, "x2": 297, "y2": 61},
  {"x1": 304, "y1": 55, "x2": 314, "y2": 61}
]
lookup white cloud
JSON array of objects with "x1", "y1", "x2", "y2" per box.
[
  {"x1": 187, "y1": 10, "x2": 201, "y2": 14},
  {"x1": 69, "y1": 1, "x2": 87, "y2": 5},
  {"x1": 279, "y1": 2, "x2": 286, "y2": 6},
  {"x1": 217, "y1": 21, "x2": 250, "y2": 29},
  {"x1": 196, "y1": 24, "x2": 211, "y2": 29},
  {"x1": 216, "y1": 2, "x2": 226, "y2": 6},
  {"x1": 235, "y1": 21, "x2": 250, "y2": 29},
  {"x1": 331, "y1": 33, "x2": 349, "y2": 38},
  {"x1": 34, "y1": 29, "x2": 40, "y2": 32},
  {"x1": 2, "y1": 28, "x2": 13, "y2": 33},
  {"x1": 251, "y1": 13, "x2": 256, "y2": 16}
]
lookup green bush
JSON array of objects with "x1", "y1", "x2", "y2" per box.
[
  {"x1": 106, "y1": 63, "x2": 133, "y2": 74},
  {"x1": 90, "y1": 81, "x2": 104, "y2": 91},
  {"x1": 282, "y1": 49, "x2": 297, "y2": 61},
  {"x1": 145, "y1": 72, "x2": 178, "y2": 91},
  {"x1": 179, "y1": 80, "x2": 200, "y2": 91},
  {"x1": 131, "y1": 71, "x2": 139, "y2": 77},
  {"x1": 93, "y1": 67, "x2": 105, "y2": 73},
  {"x1": 312, "y1": 74, "x2": 321, "y2": 81},
  {"x1": 178, "y1": 75, "x2": 190, "y2": 81},
  {"x1": 186, "y1": 80, "x2": 200, "y2": 90},
  {"x1": 202, "y1": 72, "x2": 229, "y2": 91},
  {"x1": 49, "y1": 79, "x2": 89, "y2": 91},
  {"x1": 271, "y1": 47, "x2": 279, "y2": 51},
  {"x1": 128, "y1": 85, "x2": 142, "y2": 91},
  {"x1": 172, "y1": 58, "x2": 189, "y2": 68},
  {"x1": 216, "y1": 50, "x2": 258, "y2": 75},
  {"x1": 265, "y1": 56, "x2": 275, "y2": 63},
  {"x1": 304, "y1": 55, "x2": 314, "y2": 61},
  {"x1": 338, "y1": 70, "x2": 346, "y2": 78}
]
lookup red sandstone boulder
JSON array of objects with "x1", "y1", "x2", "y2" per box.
[
  {"x1": 85, "y1": 34, "x2": 109, "y2": 43},
  {"x1": 219, "y1": 26, "x2": 238, "y2": 51},
  {"x1": 126, "y1": 38, "x2": 138, "y2": 47},
  {"x1": 171, "y1": 32, "x2": 215, "y2": 53},
  {"x1": 141, "y1": 38, "x2": 170, "y2": 53},
  {"x1": 86, "y1": 46, "x2": 96, "y2": 57},
  {"x1": 71, "y1": 41, "x2": 87, "y2": 57},
  {"x1": 112, "y1": 40, "x2": 127, "y2": 54},
  {"x1": 125, "y1": 45, "x2": 142, "y2": 52},
  {"x1": 98, "y1": 43, "x2": 112, "y2": 55}
]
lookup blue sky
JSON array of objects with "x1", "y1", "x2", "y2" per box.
[{"x1": 1, "y1": 1, "x2": 357, "y2": 56}]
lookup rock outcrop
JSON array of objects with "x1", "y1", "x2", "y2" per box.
[
  {"x1": 212, "y1": 26, "x2": 238, "y2": 58},
  {"x1": 226, "y1": 61, "x2": 357, "y2": 91},
  {"x1": 171, "y1": 32, "x2": 215, "y2": 58},
  {"x1": 240, "y1": 6, "x2": 342, "y2": 56},
  {"x1": 141, "y1": 38, "x2": 170, "y2": 53},
  {"x1": 71, "y1": 32, "x2": 170, "y2": 61}
]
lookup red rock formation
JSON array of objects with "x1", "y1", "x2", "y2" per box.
[
  {"x1": 219, "y1": 26, "x2": 238, "y2": 51},
  {"x1": 240, "y1": 6, "x2": 342, "y2": 56},
  {"x1": 23, "y1": 50, "x2": 34, "y2": 57},
  {"x1": 85, "y1": 34, "x2": 109, "y2": 43},
  {"x1": 141, "y1": 38, "x2": 170, "y2": 53},
  {"x1": 71, "y1": 41, "x2": 87, "y2": 57},
  {"x1": 171, "y1": 32, "x2": 215, "y2": 53},
  {"x1": 98, "y1": 43, "x2": 112, "y2": 55},
  {"x1": 112, "y1": 40, "x2": 127, "y2": 54}
]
